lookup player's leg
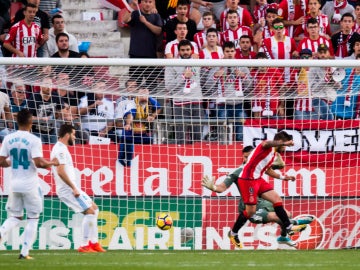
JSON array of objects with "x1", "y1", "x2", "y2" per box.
[
  {"x1": 86, "y1": 202, "x2": 106, "y2": 252},
  {"x1": 19, "y1": 187, "x2": 43, "y2": 259},
  {"x1": 260, "y1": 187, "x2": 305, "y2": 234},
  {"x1": 58, "y1": 191, "x2": 96, "y2": 252},
  {"x1": 229, "y1": 179, "x2": 259, "y2": 248},
  {"x1": 0, "y1": 192, "x2": 22, "y2": 243}
]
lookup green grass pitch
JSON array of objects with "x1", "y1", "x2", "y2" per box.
[{"x1": 1, "y1": 250, "x2": 359, "y2": 270}]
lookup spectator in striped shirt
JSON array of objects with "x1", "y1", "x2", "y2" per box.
[
  {"x1": 295, "y1": 18, "x2": 334, "y2": 58},
  {"x1": 3, "y1": 3, "x2": 45, "y2": 57}
]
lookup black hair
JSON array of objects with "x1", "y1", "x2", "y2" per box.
[
  {"x1": 17, "y1": 109, "x2": 33, "y2": 127},
  {"x1": 242, "y1": 146, "x2": 254, "y2": 153},
  {"x1": 178, "y1": 39, "x2": 193, "y2": 50},
  {"x1": 58, "y1": 124, "x2": 75, "y2": 138},
  {"x1": 51, "y1": 14, "x2": 63, "y2": 25},
  {"x1": 55, "y1": 32, "x2": 69, "y2": 43},
  {"x1": 307, "y1": 17, "x2": 319, "y2": 26},
  {"x1": 222, "y1": 41, "x2": 236, "y2": 50},
  {"x1": 274, "y1": 130, "x2": 293, "y2": 141}
]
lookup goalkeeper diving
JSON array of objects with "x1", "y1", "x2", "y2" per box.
[{"x1": 202, "y1": 145, "x2": 314, "y2": 248}]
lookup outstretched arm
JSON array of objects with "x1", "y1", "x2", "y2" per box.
[
  {"x1": 202, "y1": 175, "x2": 227, "y2": 192},
  {"x1": 266, "y1": 168, "x2": 295, "y2": 181},
  {"x1": 262, "y1": 139, "x2": 294, "y2": 149}
]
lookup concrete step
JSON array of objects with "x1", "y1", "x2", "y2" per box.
[
  {"x1": 62, "y1": 9, "x2": 115, "y2": 21},
  {"x1": 61, "y1": 0, "x2": 103, "y2": 9},
  {"x1": 88, "y1": 42, "x2": 125, "y2": 58},
  {"x1": 74, "y1": 32, "x2": 121, "y2": 43},
  {"x1": 66, "y1": 20, "x2": 118, "y2": 33}
]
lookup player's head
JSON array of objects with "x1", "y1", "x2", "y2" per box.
[
  {"x1": 242, "y1": 145, "x2": 254, "y2": 164},
  {"x1": 58, "y1": 124, "x2": 76, "y2": 146},
  {"x1": 274, "y1": 130, "x2": 293, "y2": 152},
  {"x1": 17, "y1": 109, "x2": 33, "y2": 130}
]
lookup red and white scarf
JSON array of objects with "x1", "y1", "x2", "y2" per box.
[
  {"x1": 335, "y1": 31, "x2": 353, "y2": 58},
  {"x1": 332, "y1": 0, "x2": 347, "y2": 24}
]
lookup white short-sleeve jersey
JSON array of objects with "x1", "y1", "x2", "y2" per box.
[
  {"x1": 0, "y1": 130, "x2": 43, "y2": 192},
  {"x1": 51, "y1": 141, "x2": 78, "y2": 195}
]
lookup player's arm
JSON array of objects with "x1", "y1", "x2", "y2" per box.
[
  {"x1": 266, "y1": 167, "x2": 295, "y2": 181},
  {"x1": 56, "y1": 164, "x2": 80, "y2": 197},
  {"x1": 33, "y1": 157, "x2": 59, "y2": 168},
  {"x1": 262, "y1": 139, "x2": 294, "y2": 148},
  {"x1": 202, "y1": 175, "x2": 227, "y2": 192},
  {"x1": 0, "y1": 156, "x2": 10, "y2": 167}
]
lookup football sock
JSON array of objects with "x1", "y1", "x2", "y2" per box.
[
  {"x1": 82, "y1": 214, "x2": 92, "y2": 246},
  {"x1": 231, "y1": 210, "x2": 249, "y2": 234},
  {"x1": 273, "y1": 203, "x2": 291, "y2": 228},
  {"x1": 20, "y1": 218, "x2": 39, "y2": 257}
]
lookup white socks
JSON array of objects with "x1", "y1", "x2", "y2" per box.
[
  {"x1": 82, "y1": 210, "x2": 99, "y2": 246},
  {"x1": 20, "y1": 218, "x2": 39, "y2": 257}
]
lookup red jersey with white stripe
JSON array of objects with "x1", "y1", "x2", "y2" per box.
[
  {"x1": 253, "y1": 3, "x2": 278, "y2": 23},
  {"x1": 193, "y1": 30, "x2": 221, "y2": 49},
  {"x1": 294, "y1": 14, "x2": 331, "y2": 38},
  {"x1": 261, "y1": 36, "x2": 296, "y2": 59},
  {"x1": 240, "y1": 142, "x2": 277, "y2": 180},
  {"x1": 165, "y1": 39, "x2": 199, "y2": 58},
  {"x1": 221, "y1": 26, "x2": 253, "y2": 50},
  {"x1": 296, "y1": 36, "x2": 334, "y2": 55},
  {"x1": 199, "y1": 46, "x2": 224, "y2": 59},
  {"x1": 237, "y1": 51, "x2": 257, "y2": 59},
  {"x1": 220, "y1": 7, "x2": 254, "y2": 31},
  {"x1": 4, "y1": 20, "x2": 42, "y2": 57}
]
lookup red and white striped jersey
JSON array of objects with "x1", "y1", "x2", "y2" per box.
[
  {"x1": 219, "y1": 7, "x2": 254, "y2": 31},
  {"x1": 296, "y1": 36, "x2": 334, "y2": 55},
  {"x1": 294, "y1": 14, "x2": 331, "y2": 37},
  {"x1": 240, "y1": 142, "x2": 277, "y2": 180},
  {"x1": 221, "y1": 26, "x2": 253, "y2": 50},
  {"x1": 165, "y1": 39, "x2": 199, "y2": 58},
  {"x1": 193, "y1": 30, "x2": 221, "y2": 49},
  {"x1": 237, "y1": 51, "x2": 257, "y2": 59},
  {"x1": 354, "y1": 22, "x2": 360, "y2": 33},
  {"x1": 261, "y1": 36, "x2": 296, "y2": 59},
  {"x1": 199, "y1": 46, "x2": 224, "y2": 59},
  {"x1": 253, "y1": 3, "x2": 279, "y2": 23},
  {"x1": 4, "y1": 20, "x2": 42, "y2": 57}
]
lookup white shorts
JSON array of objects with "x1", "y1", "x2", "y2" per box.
[
  {"x1": 58, "y1": 190, "x2": 93, "y2": 213},
  {"x1": 6, "y1": 186, "x2": 43, "y2": 218}
]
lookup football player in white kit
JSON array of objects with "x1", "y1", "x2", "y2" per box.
[
  {"x1": 0, "y1": 109, "x2": 59, "y2": 259},
  {"x1": 51, "y1": 124, "x2": 105, "y2": 253}
]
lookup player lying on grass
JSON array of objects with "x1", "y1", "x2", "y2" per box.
[{"x1": 202, "y1": 145, "x2": 314, "y2": 248}]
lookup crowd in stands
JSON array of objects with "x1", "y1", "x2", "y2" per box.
[{"x1": 1, "y1": 0, "x2": 360, "y2": 146}]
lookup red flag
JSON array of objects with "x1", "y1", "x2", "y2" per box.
[{"x1": 98, "y1": 0, "x2": 133, "y2": 12}]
